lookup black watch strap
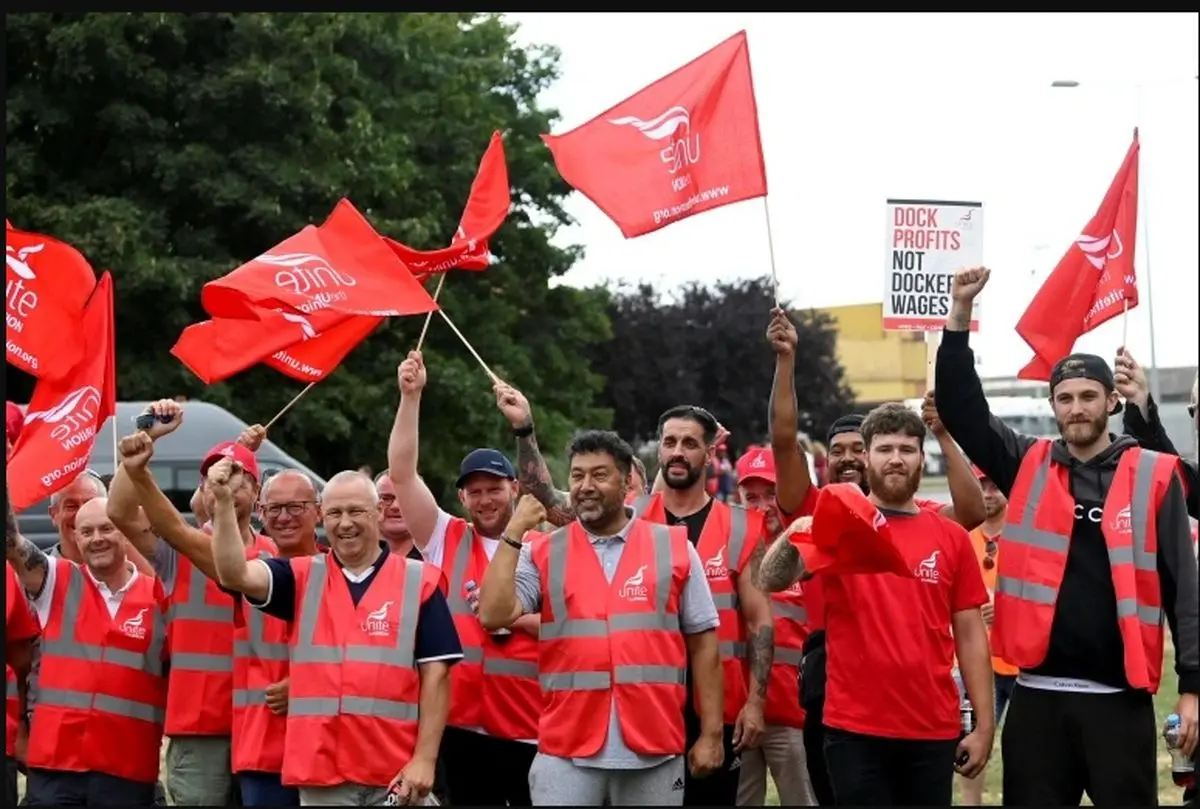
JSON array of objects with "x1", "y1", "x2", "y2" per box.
[
  {"x1": 512, "y1": 423, "x2": 535, "y2": 438},
  {"x1": 501, "y1": 534, "x2": 524, "y2": 551}
]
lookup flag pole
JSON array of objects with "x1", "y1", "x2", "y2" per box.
[
  {"x1": 437, "y1": 309, "x2": 500, "y2": 384},
  {"x1": 265, "y1": 382, "x2": 316, "y2": 431},
  {"x1": 1132, "y1": 113, "x2": 1160, "y2": 402},
  {"x1": 761, "y1": 197, "x2": 781, "y2": 308},
  {"x1": 415, "y1": 274, "x2": 448, "y2": 351},
  {"x1": 111, "y1": 416, "x2": 119, "y2": 476}
]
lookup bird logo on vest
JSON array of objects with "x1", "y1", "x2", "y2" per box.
[
  {"x1": 1110, "y1": 505, "x2": 1133, "y2": 536},
  {"x1": 704, "y1": 546, "x2": 728, "y2": 579},
  {"x1": 363, "y1": 601, "x2": 394, "y2": 637},
  {"x1": 915, "y1": 550, "x2": 940, "y2": 584},
  {"x1": 620, "y1": 565, "x2": 649, "y2": 603},
  {"x1": 122, "y1": 608, "x2": 148, "y2": 640}
]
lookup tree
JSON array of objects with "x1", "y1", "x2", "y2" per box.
[
  {"x1": 593, "y1": 276, "x2": 855, "y2": 457},
  {"x1": 5, "y1": 12, "x2": 612, "y2": 500}
]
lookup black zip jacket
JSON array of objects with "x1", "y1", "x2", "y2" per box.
[
  {"x1": 936, "y1": 328, "x2": 1199, "y2": 695},
  {"x1": 1123, "y1": 394, "x2": 1199, "y2": 520}
]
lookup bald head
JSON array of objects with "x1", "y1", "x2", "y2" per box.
[
  {"x1": 261, "y1": 469, "x2": 320, "y2": 503},
  {"x1": 325, "y1": 470, "x2": 379, "y2": 507},
  {"x1": 75, "y1": 497, "x2": 110, "y2": 527}
]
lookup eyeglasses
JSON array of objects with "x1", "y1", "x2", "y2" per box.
[
  {"x1": 982, "y1": 538, "x2": 998, "y2": 570},
  {"x1": 379, "y1": 494, "x2": 397, "y2": 506},
  {"x1": 263, "y1": 501, "x2": 315, "y2": 518}
]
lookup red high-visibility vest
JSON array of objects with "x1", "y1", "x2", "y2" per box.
[
  {"x1": 764, "y1": 581, "x2": 808, "y2": 728},
  {"x1": 530, "y1": 519, "x2": 691, "y2": 759},
  {"x1": 6, "y1": 561, "x2": 36, "y2": 757},
  {"x1": 442, "y1": 518, "x2": 539, "y2": 741},
  {"x1": 282, "y1": 552, "x2": 441, "y2": 788},
  {"x1": 232, "y1": 544, "x2": 293, "y2": 775},
  {"x1": 993, "y1": 441, "x2": 1178, "y2": 693},
  {"x1": 26, "y1": 560, "x2": 168, "y2": 783},
  {"x1": 634, "y1": 493, "x2": 764, "y2": 724},
  {"x1": 166, "y1": 533, "x2": 273, "y2": 736}
]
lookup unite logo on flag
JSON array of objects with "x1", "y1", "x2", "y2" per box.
[{"x1": 542, "y1": 30, "x2": 767, "y2": 238}]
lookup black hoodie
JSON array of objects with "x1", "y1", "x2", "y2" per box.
[{"x1": 936, "y1": 328, "x2": 1199, "y2": 695}]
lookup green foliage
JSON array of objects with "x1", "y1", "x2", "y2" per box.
[
  {"x1": 5, "y1": 12, "x2": 611, "y2": 501},
  {"x1": 593, "y1": 276, "x2": 855, "y2": 459}
]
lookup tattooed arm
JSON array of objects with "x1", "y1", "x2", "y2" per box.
[
  {"x1": 494, "y1": 381, "x2": 576, "y2": 527},
  {"x1": 6, "y1": 486, "x2": 50, "y2": 597},
  {"x1": 734, "y1": 539, "x2": 772, "y2": 750},
  {"x1": 756, "y1": 516, "x2": 813, "y2": 593}
]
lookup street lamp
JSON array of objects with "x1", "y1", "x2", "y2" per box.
[{"x1": 1048, "y1": 77, "x2": 1184, "y2": 405}]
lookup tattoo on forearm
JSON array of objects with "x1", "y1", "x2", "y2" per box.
[
  {"x1": 948, "y1": 309, "x2": 972, "y2": 332},
  {"x1": 748, "y1": 625, "x2": 774, "y2": 699},
  {"x1": 746, "y1": 540, "x2": 766, "y2": 584},
  {"x1": 5, "y1": 491, "x2": 19, "y2": 552},
  {"x1": 756, "y1": 538, "x2": 802, "y2": 592},
  {"x1": 515, "y1": 431, "x2": 576, "y2": 526}
]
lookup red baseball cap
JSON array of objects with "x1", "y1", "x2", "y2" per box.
[
  {"x1": 971, "y1": 464, "x2": 988, "y2": 480},
  {"x1": 6, "y1": 402, "x2": 25, "y2": 445},
  {"x1": 736, "y1": 446, "x2": 776, "y2": 485},
  {"x1": 200, "y1": 441, "x2": 260, "y2": 481}
]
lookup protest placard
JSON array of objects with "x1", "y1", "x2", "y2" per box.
[{"x1": 883, "y1": 199, "x2": 983, "y2": 331}]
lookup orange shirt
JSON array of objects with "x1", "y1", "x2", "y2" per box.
[{"x1": 967, "y1": 526, "x2": 1018, "y2": 676}]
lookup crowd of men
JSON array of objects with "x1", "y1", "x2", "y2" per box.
[{"x1": 4, "y1": 266, "x2": 1198, "y2": 807}]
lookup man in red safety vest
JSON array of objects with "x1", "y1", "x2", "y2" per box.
[
  {"x1": 478, "y1": 429, "x2": 725, "y2": 806},
  {"x1": 207, "y1": 461, "x2": 460, "y2": 807},
  {"x1": 6, "y1": 488, "x2": 169, "y2": 805},
  {"x1": 387, "y1": 350, "x2": 541, "y2": 807},
  {"x1": 936, "y1": 267, "x2": 1199, "y2": 806}
]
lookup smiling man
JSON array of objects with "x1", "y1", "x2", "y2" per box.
[{"x1": 387, "y1": 350, "x2": 541, "y2": 807}]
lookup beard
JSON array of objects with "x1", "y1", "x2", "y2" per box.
[
  {"x1": 1058, "y1": 413, "x2": 1107, "y2": 447},
  {"x1": 661, "y1": 458, "x2": 704, "y2": 490},
  {"x1": 865, "y1": 464, "x2": 921, "y2": 504}
]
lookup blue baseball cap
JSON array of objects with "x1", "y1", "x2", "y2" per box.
[{"x1": 455, "y1": 448, "x2": 516, "y2": 488}]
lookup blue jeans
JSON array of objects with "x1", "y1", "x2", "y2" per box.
[
  {"x1": 239, "y1": 772, "x2": 299, "y2": 807},
  {"x1": 953, "y1": 670, "x2": 1018, "y2": 724}
]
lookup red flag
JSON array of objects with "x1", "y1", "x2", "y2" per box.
[
  {"x1": 201, "y1": 199, "x2": 438, "y2": 321},
  {"x1": 9, "y1": 273, "x2": 116, "y2": 512},
  {"x1": 6, "y1": 222, "x2": 98, "y2": 381},
  {"x1": 171, "y1": 304, "x2": 385, "y2": 384},
  {"x1": 787, "y1": 483, "x2": 914, "y2": 578},
  {"x1": 1016, "y1": 130, "x2": 1140, "y2": 381},
  {"x1": 387, "y1": 130, "x2": 510, "y2": 274},
  {"x1": 542, "y1": 31, "x2": 767, "y2": 238}
]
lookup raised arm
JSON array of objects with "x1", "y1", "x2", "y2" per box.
[
  {"x1": 767, "y1": 308, "x2": 813, "y2": 515},
  {"x1": 494, "y1": 382, "x2": 575, "y2": 527},
  {"x1": 117, "y1": 431, "x2": 220, "y2": 581},
  {"x1": 207, "y1": 459, "x2": 270, "y2": 601},
  {"x1": 1115, "y1": 349, "x2": 1183, "y2": 455},
  {"x1": 5, "y1": 484, "x2": 49, "y2": 597},
  {"x1": 757, "y1": 516, "x2": 813, "y2": 593},
  {"x1": 923, "y1": 390, "x2": 985, "y2": 530},
  {"x1": 386, "y1": 351, "x2": 443, "y2": 550},
  {"x1": 937, "y1": 268, "x2": 1036, "y2": 496}
]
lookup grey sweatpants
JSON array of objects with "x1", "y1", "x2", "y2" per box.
[{"x1": 528, "y1": 753, "x2": 685, "y2": 806}]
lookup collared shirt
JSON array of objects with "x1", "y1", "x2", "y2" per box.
[
  {"x1": 32, "y1": 557, "x2": 139, "y2": 625},
  {"x1": 252, "y1": 541, "x2": 463, "y2": 665},
  {"x1": 513, "y1": 509, "x2": 719, "y2": 770}
]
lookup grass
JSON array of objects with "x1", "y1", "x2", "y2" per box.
[{"x1": 762, "y1": 650, "x2": 1187, "y2": 806}]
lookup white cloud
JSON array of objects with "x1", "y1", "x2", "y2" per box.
[{"x1": 509, "y1": 12, "x2": 1198, "y2": 379}]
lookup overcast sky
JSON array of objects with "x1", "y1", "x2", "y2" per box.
[{"x1": 508, "y1": 12, "x2": 1199, "y2": 380}]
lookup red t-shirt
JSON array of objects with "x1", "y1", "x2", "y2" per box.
[
  {"x1": 778, "y1": 488, "x2": 946, "y2": 632},
  {"x1": 821, "y1": 509, "x2": 988, "y2": 741}
]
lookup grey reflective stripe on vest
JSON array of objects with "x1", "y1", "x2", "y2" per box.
[
  {"x1": 725, "y1": 505, "x2": 750, "y2": 574},
  {"x1": 39, "y1": 567, "x2": 166, "y2": 723},
  {"x1": 168, "y1": 563, "x2": 234, "y2": 673},
  {"x1": 6, "y1": 678, "x2": 17, "y2": 698},
  {"x1": 232, "y1": 553, "x2": 289, "y2": 709},
  {"x1": 773, "y1": 647, "x2": 803, "y2": 666},
  {"x1": 541, "y1": 522, "x2": 686, "y2": 691},
  {"x1": 288, "y1": 555, "x2": 421, "y2": 721},
  {"x1": 446, "y1": 527, "x2": 483, "y2": 663},
  {"x1": 998, "y1": 449, "x2": 1162, "y2": 626},
  {"x1": 631, "y1": 495, "x2": 653, "y2": 518},
  {"x1": 771, "y1": 601, "x2": 807, "y2": 623}
]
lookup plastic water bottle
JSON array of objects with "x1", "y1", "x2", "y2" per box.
[
  {"x1": 959, "y1": 691, "x2": 975, "y2": 736},
  {"x1": 1164, "y1": 713, "x2": 1196, "y2": 788},
  {"x1": 464, "y1": 580, "x2": 510, "y2": 637}
]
